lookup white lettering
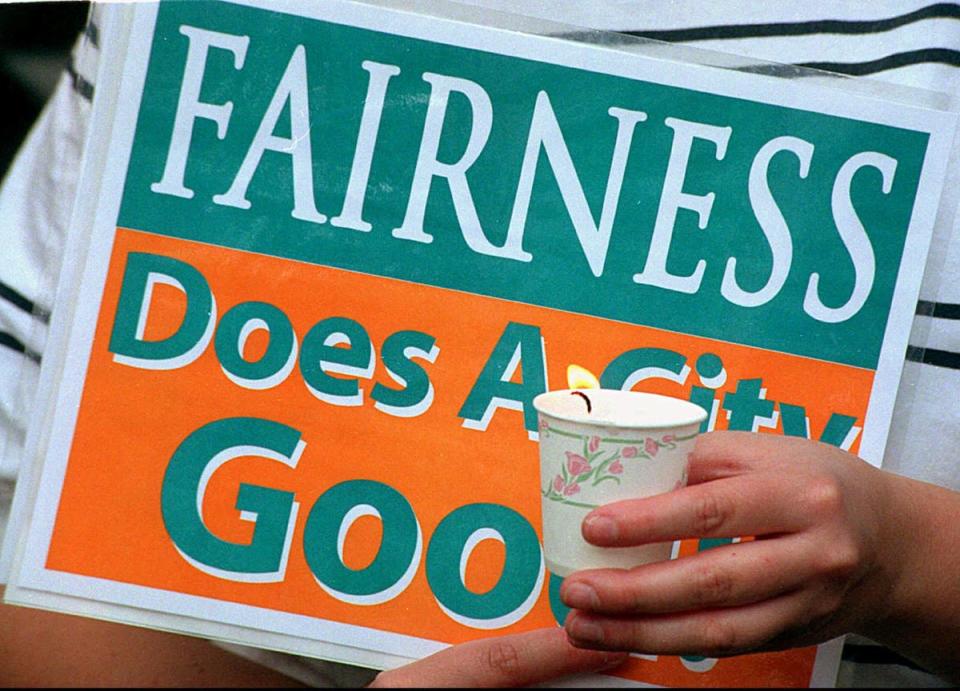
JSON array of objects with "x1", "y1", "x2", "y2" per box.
[
  {"x1": 803, "y1": 152, "x2": 895, "y2": 323},
  {"x1": 634, "y1": 117, "x2": 731, "y2": 294},
  {"x1": 721, "y1": 136, "x2": 813, "y2": 307},
  {"x1": 331, "y1": 61, "x2": 402, "y2": 232},
  {"x1": 151, "y1": 26, "x2": 249, "y2": 199},
  {"x1": 213, "y1": 45, "x2": 325, "y2": 223},
  {"x1": 508, "y1": 92, "x2": 647, "y2": 277},
  {"x1": 393, "y1": 73, "x2": 523, "y2": 260}
]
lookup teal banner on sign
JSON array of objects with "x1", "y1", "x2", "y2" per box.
[{"x1": 119, "y1": 0, "x2": 929, "y2": 369}]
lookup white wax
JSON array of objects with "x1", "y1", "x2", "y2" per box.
[{"x1": 534, "y1": 389, "x2": 706, "y2": 429}]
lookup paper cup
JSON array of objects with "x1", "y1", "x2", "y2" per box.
[{"x1": 533, "y1": 389, "x2": 707, "y2": 577}]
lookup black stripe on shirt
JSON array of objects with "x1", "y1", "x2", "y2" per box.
[
  {"x1": 620, "y1": 3, "x2": 960, "y2": 43},
  {"x1": 727, "y1": 48, "x2": 960, "y2": 79},
  {"x1": 890, "y1": 301, "x2": 960, "y2": 370},
  {"x1": 798, "y1": 48, "x2": 960, "y2": 76},
  {"x1": 916, "y1": 299, "x2": 960, "y2": 319},
  {"x1": 906, "y1": 345, "x2": 960, "y2": 370},
  {"x1": 0, "y1": 280, "x2": 50, "y2": 323},
  {"x1": 84, "y1": 18, "x2": 100, "y2": 48},
  {"x1": 0, "y1": 331, "x2": 41, "y2": 365},
  {"x1": 66, "y1": 57, "x2": 94, "y2": 102}
]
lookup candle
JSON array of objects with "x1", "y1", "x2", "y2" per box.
[{"x1": 532, "y1": 366, "x2": 707, "y2": 577}]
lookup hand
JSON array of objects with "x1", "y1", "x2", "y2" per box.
[
  {"x1": 559, "y1": 431, "x2": 900, "y2": 658},
  {"x1": 368, "y1": 627, "x2": 627, "y2": 687}
]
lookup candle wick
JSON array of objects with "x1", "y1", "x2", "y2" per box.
[{"x1": 571, "y1": 390, "x2": 592, "y2": 413}]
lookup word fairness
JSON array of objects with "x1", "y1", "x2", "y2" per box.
[{"x1": 151, "y1": 26, "x2": 897, "y2": 324}]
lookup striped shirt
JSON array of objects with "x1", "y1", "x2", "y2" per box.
[{"x1": 0, "y1": 1, "x2": 957, "y2": 687}]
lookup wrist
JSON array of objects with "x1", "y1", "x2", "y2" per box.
[
  {"x1": 854, "y1": 467, "x2": 914, "y2": 640},
  {"x1": 855, "y1": 469, "x2": 960, "y2": 679}
]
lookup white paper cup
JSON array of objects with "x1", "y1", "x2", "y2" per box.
[{"x1": 533, "y1": 389, "x2": 707, "y2": 577}]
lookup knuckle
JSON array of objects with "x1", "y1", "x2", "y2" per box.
[
  {"x1": 821, "y1": 536, "x2": 862, "y2": 580},
  {"x1": 483, "y1": 640, "x2": 522, "y2": 676},
  {"x1": 693, "y1": 563, "x2": 734, "y2": 607},
  {"x1": 693, "y1": 490, "x2": 733, "y2": 535},
  {"x1": 699, "y1": 617, "x2": 741, "y2": 656},
  {"x1": 802, "y1": 475, "x2": 844, "y2": 517}
]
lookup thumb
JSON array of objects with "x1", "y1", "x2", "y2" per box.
[{"x1": 367, "y1": 628, "x2": 627, "y2": 688}]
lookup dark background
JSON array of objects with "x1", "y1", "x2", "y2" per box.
[{"x1": 0, "y1": 1, "x2": 89, "y2": 179}]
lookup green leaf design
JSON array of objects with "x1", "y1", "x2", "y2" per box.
[{"x1": 593, "y1": 476, "x2": 621, "y2": 488}]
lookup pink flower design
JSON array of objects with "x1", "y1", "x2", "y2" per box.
[
  {"x1": 539, "y1": 418, "x2": 550, "y2": 433},
  {"x1": 645, "y1": 437, "x2": 659, "y2": 456},
  {"x1": 662, "y1": 434, "x2": 675, "y2": 444},
  {"x1": 622, "y1": 446, "x2": 638, "y2": 458},
  {"x1": 589, "y1": 436, "x2": 601, "y2": 453},
  {"x1": 553, "y1": 475, "x2": 565, "y2": 493},
  {"x1": 609, "y1": 459, "x2": 623, "y2": 475},
  {"x1": 564, "y1": 483, "x2": 581, "y2": 496},
  {"x1": 565, "y1": 451, "x2": 591, "y2": 476}
]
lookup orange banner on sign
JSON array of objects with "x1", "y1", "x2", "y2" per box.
[{"x1": 45, "y1": 228, "x2": 868, "y2": 686}]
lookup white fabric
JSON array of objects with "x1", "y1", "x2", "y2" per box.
[{"x1": 0, "y1": 79, "x2": 89, "y2": 534}]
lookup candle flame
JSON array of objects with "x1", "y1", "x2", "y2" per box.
[{"x1": 567, "y1": 364, "x2": 600, "y2": 390}]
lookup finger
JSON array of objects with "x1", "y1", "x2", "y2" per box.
[
  {"x1": 561, "y1": 533, "x2": 816, "y2": 615},
  {"x1": 564, "y1": 589, "x2": 821, "y2": 658},
  {"x1": 687, "y1": 430, "x2": 766, "y2": 484},
  {"x1": 368, "y1": 628, "x2": 627, "y2": 688},
  {"x1": 582, "y1": 471, "x2": 812, "y2": 547},
  {"x1": 688, "y1": 431, "x2": 821, "y2": 484}
]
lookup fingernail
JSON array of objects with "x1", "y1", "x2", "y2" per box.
[
  {"x1": 562, "y1": 582, "x2": 599, "y2": 609},
  {"x1": 583, "y1": 514, "x2": 618, "y2": 543},
  {"x1": 567, "y1": 616, "x2": 605, "y2": 644}
]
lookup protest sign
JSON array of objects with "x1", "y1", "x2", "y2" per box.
[{"x1": 5, "y1": 0, "x2": 956, "y2": 686}]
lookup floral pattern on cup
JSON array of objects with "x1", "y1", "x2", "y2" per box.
[{"x1": 541, "y1": 431, "x2": 682, "y2": 506}]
